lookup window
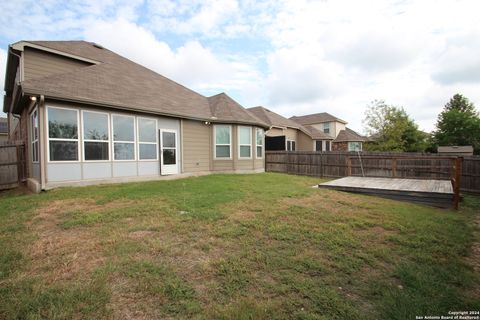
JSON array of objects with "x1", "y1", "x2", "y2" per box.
[
  {"x1": 348, "y1": 142, "x2": 362, "y2": 152},
  {"x1": 315, "y1": 140, "x2": 322, "y2": 152},
  {"x1": 238, "y1": 126, "x2": 252, "y2": 159},
  {"x1": 256, "y1": 128, "x2": 264, "y2": 159},
  {"x1": 112, "y1": 115, "x2": 135, "y2": 160},
  {"x1": 325, "y1": 140, "x2": 331, "y2": 151},
  {"x1": 323, "y1": 122, "x2": 330, "y2": 134},
  {"x1": 47, "y1": 107, "x2": 79, "y2": 161},
  {"x1": 287, "y1": 140, "x2": 296, "y2": 151},
  {"x1": 30, "y1": 108, "x2": 39, "y2": 163},
  {"x1": 82, "y1": 111, "x2": 109, "y2": 161},
  {"x1": 137, "y1": 118, "x2": 158, "y2": 160},
  {"x1": 214, "y1": 125, "x2": 231, "y2": 159}
]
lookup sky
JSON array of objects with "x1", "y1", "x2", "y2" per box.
[{"x1": 1, "y1": 0, "x2": 479, "y2": 133}]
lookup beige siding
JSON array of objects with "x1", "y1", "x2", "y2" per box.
[
  {"x1": 285, "y1": 128, "x2": 297, "y2": 141},
  {"x1": 334, "y1": 122, "x2": 346, "y2": 138},
  {"x1": 182, "y1": 120, "x2": 211, "y2": 173},
  {"x1": 23, "y1": 47, "x2": 91, "y2": 80},
  {"x1": 212, "y1": 160, "x2": 234, "y2": 171},
  {"x1": 266, "y1": 127, "x2": 284, "y2": 137},
  {"x1": 297, "y1": 131, "x2": 314, "y2": 151}
]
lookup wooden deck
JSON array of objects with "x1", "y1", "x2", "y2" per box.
[{"x1": 318, "y1": 177, "x2": 454, "y2": 208}]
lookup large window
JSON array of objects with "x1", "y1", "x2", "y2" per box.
[
  {"x1": 30, "y1": 108, "x2": 39, "y2": 163},
  {"x1": 315, "y1": 140, "x2": 322, "y2": 152},
  {"x1": 256, "y1": 128, "x2": 264, "y2": 159},
  {"x1": 112, "y1": 115, "x2": 135, "y2": 160},
  {"x1": 48, "y1": 107, "x2": 79, "y2": 161},
  {"x1": 214, "y1": 125, "x2": 231, "y2": 159},
  {"x1": 82, "y1": 111, "x2": 109, "y2": 161},
  {"x1": 238, "y1": 126, "x2": 252, "y2": 159},
  {"x1": 323, "y1": 122, "x2": 330, "y2": 134},
  {"x1": 137, "y1": 117, "x2": 158, "y2": 160},
  {"x1": 348, "y1": 142, "x2": 362, "y2": 152}
]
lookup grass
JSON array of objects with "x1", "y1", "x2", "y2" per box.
[{"x1": 0, "y1": 172, "x2": 479, "y2": 319}]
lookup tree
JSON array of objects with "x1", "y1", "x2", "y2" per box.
[
  {"x1": 432, "y1": 94, "x2": 480, "y2": 154},
  {"x1": 363, "y1": 100, "x2": 428, "y2": 152}
]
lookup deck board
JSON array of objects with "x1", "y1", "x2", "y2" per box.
[{"x1": 318, "y1": 177, "x2": 454, "y2": 208}]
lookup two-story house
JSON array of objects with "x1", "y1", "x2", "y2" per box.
[
  {"x1": 290, "y1": 112, "x2": 366, "y2": 151},
  {"x1": 248, "y1": 107, "x2": 358, "y2": 152}
]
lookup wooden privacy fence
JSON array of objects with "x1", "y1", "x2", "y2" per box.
[
  {"x1": 265, "y1": 151, "x2": 480, "y2": 194},
  {"x1": 0, "y1": 142, "x2": 26, "y2": 190}
]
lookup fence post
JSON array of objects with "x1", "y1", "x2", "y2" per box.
[
  {"x1": 320, "y1": 152, "x2": 323, "y2": 178},
  {"x1": 453, "y1": 157, "x2": 462, "y2": 210},
  {"x1": 392, "y1": 158, "x2": 397, "y2": 178}
]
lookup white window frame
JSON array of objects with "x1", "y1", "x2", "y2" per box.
[
  {"x1": 255, "y1": 128, "x2": 264, "y2": 159},
  {"x1": 160, "y1": 128, "x2": 178, "y2": 169},
  {"x1": 81, "y1": 110, "x2": 111, "y2": 162},
  {"x1": 325, "y1": 140, "x2": 331, "y2": 151},
  {"x1": 30, "y1": 107, "x2": 39, "y2": 163},
  {"x1": 137, "y1": 117, "x2": 158, "y2": 161},
  {"x1": 323, "y1": 122, "x2": 330, "y2": 134},
  {"x1": 214, "y1": 125, "x2": 232, "y2": 160},
  {"x1": 238, "y1": 126, "x2": 252, "y2": 160},
  {"x1": 286, "y1": 139, "x2": 296, "y2": 151},
  {"x1": 111, "y1": 114, "x2": 136, "y2": 161},
  {"x1": 46, "y1": 106, "x2": 80, "y2": 163},
  {"x1": 348, "y1": 142, "x2": 362, "y2": 152}
]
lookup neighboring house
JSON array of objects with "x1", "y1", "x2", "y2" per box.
[
  {"x1": 0, "y1": 117, "x2": 7, "y2": 141},
  {"x1": 247, "y1": 106, "x2": 332, "y2": 151},
  {"x1": 3, "y1": 41, "x2": 268, "y2": 192},
  {"x1": 290, "y1": 112, "x2": 366, "y2": 151}
]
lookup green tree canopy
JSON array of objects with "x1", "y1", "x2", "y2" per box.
[
  {"x1": 432, "y1": 94, "x2": 480, "y2": 154},
  {"x1": 363, "y1": 100, "x2": 428, "y2": 152}
]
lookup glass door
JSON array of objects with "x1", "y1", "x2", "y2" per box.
[{"x1": 160, "y1": 129, "x2": 178, "y2": 175}]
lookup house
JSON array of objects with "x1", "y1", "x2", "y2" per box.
[
  {"x1": 290, "y1": 112, "x2": 366, "y2": 151},
  {"x1": 0, "y1": 117, "x2": 7, "y2": 142},
  {"x1": 3, "y1": 41, "x2": 268, "y2": 192},
  {"x1": 247, "y1": 106, "x2": 333, "y2": 151}
]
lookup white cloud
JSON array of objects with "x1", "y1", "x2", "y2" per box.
[
  {"x1": 83, "y1": 18, "x2": 262, "y2": 98},
  {"x1": 1, "y1": 0, "x2": 480, "y2": 132},
  {"x1": 0, "y1": 48, "x2": 7, "y2": 116}
]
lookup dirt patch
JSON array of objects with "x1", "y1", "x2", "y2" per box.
[{"x1": 24, "y1": 198, "x2": 137, "y2": 283}]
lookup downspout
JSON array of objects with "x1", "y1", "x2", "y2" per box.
[{"x1": 39, "y1": 95, "x2": 46, "y2": 190}]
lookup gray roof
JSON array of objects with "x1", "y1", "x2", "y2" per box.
[
  {"x1": 290, "y1": 112, "x2": 347, "y2": 125},
  {"x1": 12, "y1": 41, "x2": 267, "y2": 127},
  {"x1": 247, "y1": 106, "x2": 302, "y2": 129},
  {"x1": 248, "y1": 106, "x2": 332, "y2": 140},
  {"x1": 0, "y1": 117, "x2": 7, "y2": 134},
  {"x1": 333, "y1": 128, "x2": 366, "y2": 142}
]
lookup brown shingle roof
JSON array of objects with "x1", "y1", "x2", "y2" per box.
[
  {"x1": 247, "y1": 106, "x2": 302, "y2": 129},
  {"x1": 333, "y1": 128, "x2": 366, "y2": 142},
  {"x1": 16, "y1": 41, "x2": 266, "y2": 127},
  {"x1": 247, "y1": 106, "x2": 332, "y2": 139},
  {"x1": 302, "y1": 125, "x2": 333, "y2": 140},
  {"x1": 290, "y1": 112, "x2": 347, "y2": 125},
  {"x1": 208, "y1": 94, "x2": 267, "y2": 126}
]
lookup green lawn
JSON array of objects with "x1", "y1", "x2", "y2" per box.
[{"x1": 0, "y1": 173, "x2": 479, "y2": 319}]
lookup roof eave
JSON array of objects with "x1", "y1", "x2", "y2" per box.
[{"x1": 24, "y1": 89, "x2": 269, "y2": 128}]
